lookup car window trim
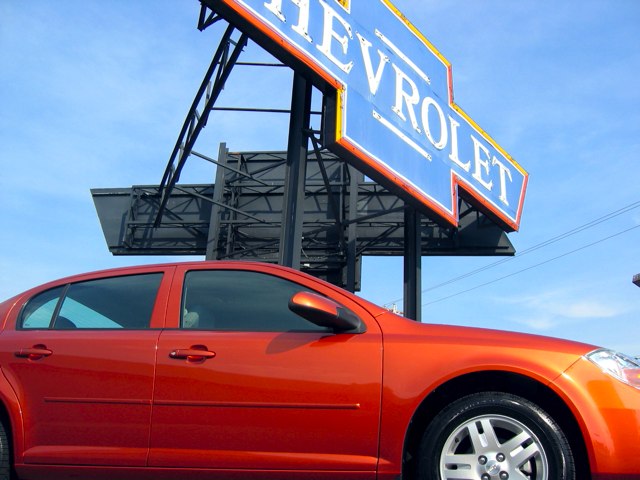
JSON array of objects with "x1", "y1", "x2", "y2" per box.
[{"x1": 48, "y1": 284, "x2": 70, "y2": 329}]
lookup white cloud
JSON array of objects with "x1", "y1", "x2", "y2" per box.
[
  {"x1": 516, "y1": 315, "x2": 558, "y2": 332},
  {"x1": 499, "y1": 286, "x2": 632, "y2": 332},
  {"x1": 561, "y1": 301, "x2": 621, "y2": 319}
]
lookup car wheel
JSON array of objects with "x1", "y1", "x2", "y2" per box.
[
  {"x1": 418, "y1": 392, "x2": 575, "y2": 480},
  {"x1": 0, "y1": 421, "x2": 9, "y2": 480}
]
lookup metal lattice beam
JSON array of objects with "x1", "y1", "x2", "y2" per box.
[
  {"x1": 156, "y1": 25, "x2": 248, "y2": 226},
  {"x1": 92, "y1": 147, "x2": 515, "y2": 290}
]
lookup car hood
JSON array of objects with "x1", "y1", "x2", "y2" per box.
[
  {"x1": 372, "y1": 311, "x2": 597, "y2": 386},
  {"x1": 373, "y1": 310, "x2": 597, "y2": 356}
]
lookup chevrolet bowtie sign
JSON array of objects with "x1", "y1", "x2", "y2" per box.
[{"x1": 206, "y1": 0, "x2": 528, "y2": 231}]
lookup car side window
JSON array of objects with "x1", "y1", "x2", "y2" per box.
[
  {"x1": 19, "y1": 273, "x2": 163, "y2": 330},
  {"x1": 19, "y1": 286, "x2": 65, "y2": 329},
  {"x1": 181, "y1": 270, "x2": 331, "y2": 333}
]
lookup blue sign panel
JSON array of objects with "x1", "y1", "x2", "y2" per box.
[{"x1": 212, "y1": 0, "x2": 528, "y2": 230}]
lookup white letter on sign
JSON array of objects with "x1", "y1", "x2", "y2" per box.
[
  {"x1": 471, "y1": 135, "x2": 493, "y2": 191},
  {"x1": 448, "y1": 116, "x2": 470, "y2": 172},
  {"x1": 391, "y1": 64, "x2": 421, "y2": 134},
  {"x1": 317, "y1": 0, "x2": 354, "y2": 74},
  {"x1": 492, "y1": 157, "x2": 513, "y2": 206},
  {"x1": 421, "y1": 97, "x2": 447, "y2": 150},
  {"x1": 264, "y1": 0, "x2": 285, "y2": 22},
  {"x1": 356, "y1": 32, "x2": 389, "y2": 96},
  {"x1": 264, "y1": 0, "x2": 312, "y2": 43},
  {"x1": 291, "y1": 0, "x2": 312, "y2": 42}
]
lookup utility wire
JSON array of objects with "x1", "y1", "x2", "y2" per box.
[
  {"x1": 422, "y1": 223, "x2": 640, "y2": 307},
  {"x1": 425, "y1": 200, "x2": 640, "y2": 292},
  {"x1": 383, "y1": 200, "x2": 640, "y2": 308}
]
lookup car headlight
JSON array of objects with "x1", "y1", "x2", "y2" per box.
[{"x1": 586, "y1": 349, "x2": 640, "y2": 389}]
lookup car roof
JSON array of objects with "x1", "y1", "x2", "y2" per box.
[{"x1": 10, "y1": 260, "x2": 389, "y2": 317}]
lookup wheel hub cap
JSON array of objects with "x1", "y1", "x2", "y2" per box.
[{"x1": 439, "y1": 414, "x2": 549, "y2": 480}]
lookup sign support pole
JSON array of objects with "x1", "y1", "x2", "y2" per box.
[
  {"x1": 403, "y1": 206, "x2": 422, "y2": 321},
  {"x1": 205, "y1": 143, "x2": 229, "y2": 260},
  {"x1": 279, "y1": 73, "x2": 312, "y2": 268},
  {"x1": 346, "y1": 165, "x2": 359, "y2": 292}
]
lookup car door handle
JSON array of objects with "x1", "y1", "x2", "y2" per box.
[
  {"x1": 15, "y1": 345, "x2": 53, "y2": 360},
  {"x1": 169, "y1": 348, "x2": 216, "y2": 361}
]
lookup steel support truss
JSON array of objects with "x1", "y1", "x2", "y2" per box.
[{"x1": 93, "y1": 143, "x2": 514, "y2": 291}]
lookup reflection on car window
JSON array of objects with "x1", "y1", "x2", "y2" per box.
[
  {"x1": 56, "y1": 274, "x2": 162, "y2": 329},
  {"x1": 20, "y1": 274, "x2": 163, "y2": 330},
  {"x1": 182, "y1": 270, "x2": 330, "y2": 333},
  {"x1": 20, "y1": 286, "x2": 64, "y2": 329}
]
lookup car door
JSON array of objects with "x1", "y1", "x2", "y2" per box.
[
  {"x1": 0, "y1": 267, "x2": 172, "y2": 467},
  {"x1": 149, "y1": 264, "x2": 382, "y2": 476}
]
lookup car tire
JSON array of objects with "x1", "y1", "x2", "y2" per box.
[
  {"x1": 418, "y1": 392, "x2": 575, "y2": 480},
  {"x1": 0, "y1": 421, "x2": 9, "y2": 480}
]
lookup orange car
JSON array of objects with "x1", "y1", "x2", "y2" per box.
[{"x1": 0, "y1": 261, "x2": 638, "y2": 480}]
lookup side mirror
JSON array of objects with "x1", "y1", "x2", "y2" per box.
[{"x1": 288, "y1": 291, "x2": 365, "y2": 333}]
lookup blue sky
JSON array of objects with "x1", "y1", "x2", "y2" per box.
[{"x1": 1, "y1": 1, "x2": 639, "y2": 354}]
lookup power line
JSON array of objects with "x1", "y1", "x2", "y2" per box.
[
  {"x1": 425, "y1": 200, "x2": 640, "y2": 292},
  {"x1": 422, "y1": 223, "x2": 640, "y2": 307},
  {"x1": 383, "y1": 199, "x2": 640, "y2": 308}
]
